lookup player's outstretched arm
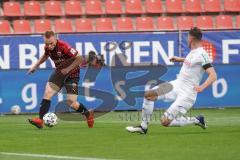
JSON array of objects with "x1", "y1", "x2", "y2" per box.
[
  {"x1": 194, "y1": 67, "x2": 217, "y2": 93},
  {"x1": 61, "y1": 54, "x2": 83, "y2": 75},
  {"x1": 27, "y1": 54, "x2": 49, "y2": 74},
  {"x1": 169, "y1": 56, "x2": 185, "y2": 62}
]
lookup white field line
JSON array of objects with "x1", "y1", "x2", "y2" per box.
[{"x1": 0, "y1": 152, "x2": 119, "y2": 160}]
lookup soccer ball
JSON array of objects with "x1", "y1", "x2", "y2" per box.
[
  {"x1": 43, "y1": 112, "x2": 58, "y2": 127},
  {"x1": 11, "y1": 105, "x2": 21, "y2": 115}
]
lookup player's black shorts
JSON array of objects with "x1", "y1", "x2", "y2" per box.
[{"x1": 48, "y1": 71, "x2": 79, "y2": 95}]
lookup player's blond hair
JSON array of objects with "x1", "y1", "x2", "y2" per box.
[{"x1": 44, "y1": 30, "x2": 55, "y2": 39}]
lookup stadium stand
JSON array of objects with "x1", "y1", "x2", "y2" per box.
[
  {"x1": 65, "y1": 0, "x2": 83, "y2": 16},
  {"x1": 224, "y1": 0, "x2": 240, "y2": 12},
  {"x1": 116, "y1": 17, "x2": 134, "y2": 31},
  {"x1": 236, "y1": 15, "x2": 240, "y2": 28},
  {"x1": 55, "y1": 19, "x2": 73, "y2": 33},
  {"x1": 3, "y1": 1, "x2": 22, "y2": 17},
  {"x1": 85, "y1": 0, "x2": 104, "y2": 15},
  {"x1": 34, "y1": 19, "x2": 52, "y2": 33},
  {"x1": 24, "y1": 1, "x2": 42, "y2": 17},
  {"x1": 136, "y1": 17, "x2": 154, "y2": 31},
  {"x1": 0, "y1": 0, "x2": 239, "y2": 34},
  {"x1": 0, "y1": 20, "x2": 11, "y2": 34},
  {"x1": 146, "y1": 0, "x2": 163, "y2": 14},
  {"x1": 105, "y1": 0, "x2": 123, "y2": 15},
  {"x1": 216, "y1": 15, "x2": 233, "y2": 29},
  {"x1": 157, "y1": 17, "x2": 175, "y2": 30},
  {"x1": 75, "y1": 18, "x2": 94, "y2": 32},
  {"x1": 196, "y1": 16, "x2": 214, "y2": 30},
  {"x1": 96, "y1": 18, "x2": 114, "y2": 32},
  {"x1": 204, "y1": 0, "x2": 222, "y2": 12},
  {"x1": 166, "y1": 0, "x2": 184, "y2": 13},
  {"x1": 177, "y1": 16, "x2": 194, "y2": 30},
  {"x1": 13, "y1": 20, "x2": 32, "y2": 34},
  {"x1": 125, "y1": 0, "x2": 144, "y2": 14},
  {"x1": 45, "y1": 1, "x2": 63, "y2": 16},
  {"x1": 185, "y1": 0, "x2": 203, "y2": 13}
]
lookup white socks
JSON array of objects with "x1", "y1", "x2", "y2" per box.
[
  {"x1": 140, "y1": 98, "x2": 154, "y2": 129},
  {"x1": 169, "y1": 116, "x2": 199, "y2": 127}
]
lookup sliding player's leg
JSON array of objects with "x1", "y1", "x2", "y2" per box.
[
  {"x1": 126, "y1": 82, "x2": 175, "y2": 134},
  {"x1": 65, "y1": 78, "x2": 94, "y2": 128},
  {"x1": 161, "y1": 98, "x2": 207, "y2": 129}
]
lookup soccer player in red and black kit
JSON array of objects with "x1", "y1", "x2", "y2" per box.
[{"x1": 27, "y1": 31, "x2": 94, "y2": 129}]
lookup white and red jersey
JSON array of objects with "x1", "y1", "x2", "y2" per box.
[{"x1": 177, "y1": 47, "x2": 212, "y2": 88}]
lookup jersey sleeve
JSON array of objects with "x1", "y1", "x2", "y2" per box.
[{"x1": 200, "y1": 52, "x2": 213, "y2": 70}]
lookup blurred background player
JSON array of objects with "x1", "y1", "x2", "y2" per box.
[
  {"x1": 87, "y1": 51, "x2": 106, "y2": 68},
  {"x1": 27, "y1": 31, "x2": 94, "y2": 129},
  {"x1": 126, "y1": 27, "x2": 217, "y2": 134}
]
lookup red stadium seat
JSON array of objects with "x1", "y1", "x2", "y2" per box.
[
  {"x1": 85, "y1": 0, "x2": 103, "y2": 15},
  {"x1": 236, "y1": 15, "x2": 240, "y2": 28},
  {"x1": 166, "y1": 0, "x2": 184, "y2": 13},
  {"x1": 146, "y1": 0, "x2": 163, "y2": 13},
  {"x1": 105, "y1": 0, "x2": 123, "y2": 15},
  {"x1": 75, "y1": 18, "x2": 93, "y2": 32},
  {"x1": 96, "y1": 18, "x2": 114, "y2": 32},
  {"x1": 216, "y1": 15, "x2": 233, "y2": 29},
  {"x1": 45, "y1": 1, "x2": 63, "y2": 16},
  {"x1": 24, "y1": 1, "x2": 42, "y2": 16},
  {"x1": 3, "y1": 2, "x2": 22, "y2": 16},
  {"x1": 136, "y1": 17, "x2": 154, "y2": 31},
  {"x1": 204, "y1": 0, "x2": 222, "y2": 12},
  {"x1": 125, "y1": 0, "x2": 144, "y2": 14},
  {"x1": 177, "y1": 16, "x2": 194, "y2": 30},
  {"x1": 34, "y1": 19, "x2": 52, "y2": 33},
  {"x1": 65, "y1": 0, "x2": 83, "y2": 16},
  {"x1": 116, "y1": 17, "x2": 134, "y2": 31},
  {"x1": 224, "y1": 0, "x2": 240, "y2": 12},
  {"x1": 185, "y1": 0, "x2": 203, "y2": 13},
  {"x1": 196, "y1": 16, "x2": 214, "y2": 29},
  {"x1": 55, "y1": 19, "x2": 73, "y2": 33},
  {"x1": 157, "y1": 17, "x2": 175, "y2": 30},
  {"x1": 0, "y1": 20, "x2": 11, "y2": 34},
  {"x1": 13, "y1": 20, "x2": 32, "y2": 34}
]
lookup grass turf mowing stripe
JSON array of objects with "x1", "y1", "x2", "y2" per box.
[{"x1": 0, "y1": 152, "x2": 118, "y2": 160}]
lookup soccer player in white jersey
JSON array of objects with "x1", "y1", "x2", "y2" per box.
[{"x1": 126, "y1": 27, "x2": 217, "y2": 134}]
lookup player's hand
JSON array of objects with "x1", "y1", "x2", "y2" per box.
[
  {"x1": 61, "y1": 68, "x2": 70, "y2": 75},
  {"x1": 27, "y1": 67, "x2": 36, "y2": 75},
  {"x1": 194, "y1": 85, "x2": 204, "y2": 93},
  {"x1": 170, "y1": 56, "x2": 181, "y2": 62}
]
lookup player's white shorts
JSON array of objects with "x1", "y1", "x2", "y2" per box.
[{"x1": 150, "y1": 80, "x2": 197, "y2": 120}]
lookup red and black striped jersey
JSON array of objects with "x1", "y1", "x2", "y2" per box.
[{"x1": 44, "y1": 40, "x2": 80, "y2": 78}]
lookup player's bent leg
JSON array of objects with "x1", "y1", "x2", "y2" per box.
[
  {"x1": 144, "y1": 90, "x2": 158, "y2": 101},
  {"x1": 66, "y1": 93, "x2": 94, "y2": 128},
  {"x1": 126, "y1": 90, "x2": 158, "y2": 134},
  {"x1": 40, "y1": 82, "x2": 59, "y2": 119},
  {"x1": 43, "y1": 82, "x2": 60, "y2": 99},
  {"x1": 160, "y1": 111, "x2": 174, "y2": 127},
  {"x1": 140, "y1": 95, "x2": 155, "y2": 129},
  {"x1": 28, "y1": 82, "x2": 59, "y2": 129},
  {"x1": 161, "y1": 99, "x2": 207, "y2": 129},
  {"x1": 168, "y1": 115, "x2": 206, "y2": 129}
]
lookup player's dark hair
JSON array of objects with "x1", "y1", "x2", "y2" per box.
[
  {"x1": 87, "y1": 51, "x2": 97, "y2": 64},
  {"x1": 189, "y1": 27, "x2": 202, "y2": 41},
  {"x1": 44, "y1": 30, "x2": 55, "y2": 38},
  {"x1": 89, "y1": 51, "x2": 96, "y2": 57}
]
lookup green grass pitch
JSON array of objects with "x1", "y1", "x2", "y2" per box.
[{"x1": 0, "y1": 108, "x2": 240, "y2": 160}]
